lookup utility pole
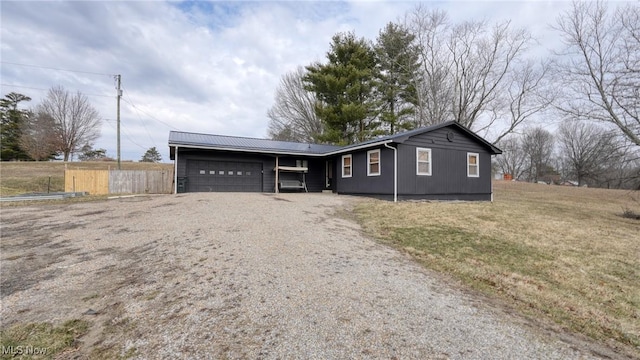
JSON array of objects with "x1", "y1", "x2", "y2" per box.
[{"x1": 116, "y1": 74, "x2": 122, "y2": 170}]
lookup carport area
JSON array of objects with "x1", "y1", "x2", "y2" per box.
[{"x1": 0, "y1": 193, "x2": 597, "y2": 358}]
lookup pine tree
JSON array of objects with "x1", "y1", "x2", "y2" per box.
[
  {"x1": 140, "y1": 147, "x2": 162, "y2": 163},
  {"x1": 0, "y1": 92, "x2": 33, "y2": 161},
  {"x1": 304, "y1": 32, "x2": 378, "y2": 145},
  {"x1": 374, "y1": 23, "x2": 422, "y2": 134}
]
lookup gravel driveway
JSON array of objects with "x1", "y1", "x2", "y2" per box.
[{"x1": 1, "y1": 193, "x2": 609, "y2": 359}]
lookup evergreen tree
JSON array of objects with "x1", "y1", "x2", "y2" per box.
[
  {"x1": 78, "y1": 144, "x2": 108, "y2": 161},
  {"x1": 0, "y1": 92, "x2": 33, "y2": 161},
  {"x1": 140, "y1": 147, "x2": 162, "y2": 163},
  {"x1": 304, "y1": 32, "x2": 378, "y2": 145},
  {"x1": 374, "y1": 23, "x2": 422, "y2": 134}
]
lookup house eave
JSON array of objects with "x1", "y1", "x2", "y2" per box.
[
  {"x1": 168, "y1": 142, "x2": 329, "y2": 157},
  {"x1": 322, "y1": 140, "x2": 395, "y2": 156}
]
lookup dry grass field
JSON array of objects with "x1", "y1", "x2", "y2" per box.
[
  {"x1": 0, "y1": 161, "x2": 173, "y2": 196},
  {"x1": 355, "y1": 181, "x2": 640, "y2": 356}
]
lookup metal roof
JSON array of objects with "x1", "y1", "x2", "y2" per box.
[
  {"x1": 330, "y1": 121, "x2": 502, "y2": 155},
  {"x1": 168, "y1": 131, "x2": 341, "y2": 155},
  {"x1": 168, "y1": 121, "x2": 501, "y2": 156}
]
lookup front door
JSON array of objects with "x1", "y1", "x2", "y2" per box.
[{"x1": 325, "y1": 160, "x2": 333, "y2": 190}]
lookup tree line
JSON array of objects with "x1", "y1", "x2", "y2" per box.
[
  {"x1": 496, "y1": 124, "x2": 639, "y2": 189},
  {"x1": 1, "y1": 87, "x2": 163, "y2": 163},
  {"x1": 267, "y1": 1, "x2": 639, "y2": 188},
  {"x1": 1, "y1": 86, "x2": 102, "y2": 162}
]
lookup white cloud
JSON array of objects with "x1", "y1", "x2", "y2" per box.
[{"x1": 0, "y1": 0, "x2": 627, "y2": 161}]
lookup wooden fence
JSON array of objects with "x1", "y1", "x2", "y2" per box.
[{"x1": 65, "y1": 169, "x2": 173, "y2": 195}]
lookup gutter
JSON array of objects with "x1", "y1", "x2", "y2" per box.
[
  {"x1": 383, "y1": 142, "x2": 398, "y2": 203},
  {"x1": 167, "y1": 139, "x2": 394, "y2": 157},
  {"x1": 167, "y1": 142, "x2": 330, "y2": 157},
  {"x1": 323, "y1": 140, "x2": 394, "y2": 156},
  {"x1": 174, "y1": 145, "x2": 178, "y2": 194}
]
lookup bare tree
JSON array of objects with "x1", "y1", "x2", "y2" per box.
[
  {"x1": 557, "y1": 121, "x2": 620, "y2": 186},
  {"x1": 495, "y1": 135, "x2": 527, "y2": 180},
  {"x1": 521, "y1": 127, "x2": 555, "y2": 182},
  {"x1": 597, "y1": 142, "x2": 640, "y2": 189},
  {"x1": 404, "y1": 6, "x2": 543, "y2": 141},
  {"x1": 483, "y1": 60, "x2": 554, "y2": 144},
  {"x1": 19, "y1": 110, "x2": 59, "y2": 160},
  {"x1": 554, "y1": 1, "x2": 640, "y2": 146},
  {"x1": 39, "y1": 86, "x2": 101, "y2": 161},
  {"x1": 267, "y1": 67, "x2": 323, "y2": 143},
  {"x1": 403, "y1": 6, "x2": 452, "y2": 127}
]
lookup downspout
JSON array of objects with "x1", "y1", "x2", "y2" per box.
[
  {"x1": 275, "y1": 155, "x2": 279, "y2": 194},
  {"x1": 174, "y1": 145, "x2": 178, "y2": 194},
  {"x1": 384, "y1": 142, "x2": 397, "y2": 203}
]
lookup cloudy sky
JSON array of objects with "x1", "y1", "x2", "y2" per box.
[{"x1": 1, "y1": 0, "x2": 587, "y2": 161}]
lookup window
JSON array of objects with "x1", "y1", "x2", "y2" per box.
[
  {"x1": 209, "y1": 170, "x2": 215, "y2": 175},
  {"x1": 342, "y1": 155, "x2": 352, "y2": 178},
  {"x1": 416, "y1": 148, "x2": 432, "y2": 176},
  {"x1": 467, "y1": 153, "x2": 479, "y2": 177},
  {"x1": 367, "y1": 149, "x2": 380, "y2": 176},
  {"x1": 218, "y1": 170, "x2": 224, "y2": 175},
  {"x1": 228, "y1": 171, "x2": 234, "y2": 175}
]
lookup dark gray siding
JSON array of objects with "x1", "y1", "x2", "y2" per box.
[
  {"x1": 397, "y1": 126, "x2": 492, "y2": 197},
  {"x1": 333, "y1": 147, "x2": 394, "y2": 195},
  {"x1": 333, "y1": 125, "x2": 494, "y2": 200}
]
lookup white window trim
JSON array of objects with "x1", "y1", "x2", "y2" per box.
[
  {"x1": 467, "y1": 152, "x2": 480, "y2": 178},
  {"x1": 342, "y1": 154, "x2": 352, "y2": 178},
  {"x1": 367, "y1": 149, "x2": 381, "y2": 176},
  {"x1": 416, "y1": 147, "x2": 432, "y2": 176}
]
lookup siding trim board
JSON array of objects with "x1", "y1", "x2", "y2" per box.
[{"x1": 169, "y1": 121, "x2": 501, "y2": 201}]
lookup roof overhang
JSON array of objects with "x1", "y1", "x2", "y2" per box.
[
  {"x1": 168, "y1": 139, "x2": 397, "y2": 158},
  {"x1": 322, "y1": 140, "x2": 395, "y2": 156},
  {"x1": 168, "y1": 142, "x2": 331, "y2": 157}
]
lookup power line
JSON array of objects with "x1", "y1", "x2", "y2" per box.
[
  {"x1": 120, "y1": 91, "x2": 179, "y2": 130},
  {"x1": 1, "y1": 61, "x2": 115, "y2": 77},
  {"x1": 0, "y1": 83, "x2": 112, "y2": 98},
  {"x1": 123, "y1": 88, "x2": 157, "y2": 147},
  {"x1": 104, "y1": 118, "x2": 149, "y2": 151}
]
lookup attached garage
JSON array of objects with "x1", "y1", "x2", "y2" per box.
[
  {"x1": 169, "y1": 131, "x2": 340, "y2": 194},
  {"x1": 186, "y1": 160, "x2": 262, "y2": 192}
]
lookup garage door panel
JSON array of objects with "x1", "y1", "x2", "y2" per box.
[{"x1": 186, "y1": 160, "x2": 262, "y2": 192}]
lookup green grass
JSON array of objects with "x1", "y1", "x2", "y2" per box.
[
  {"x1": 0, "y1": 320, "x2": 90, "y2": 360},
  {"x1": 355, "y1": 181, "x2": 640, "y2": 357}
]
